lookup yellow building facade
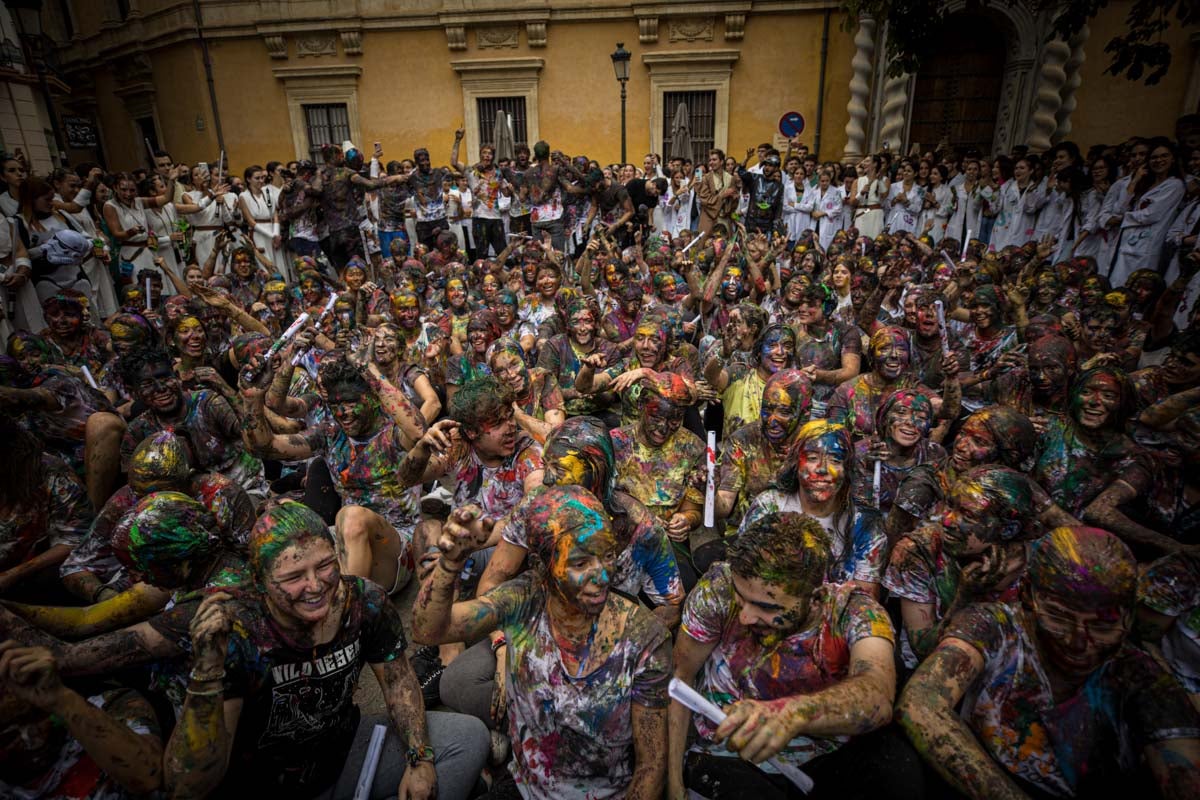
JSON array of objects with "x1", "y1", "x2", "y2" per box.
[{"x1": 39, "y1": 0, "x2": 1200, "y2": 173}]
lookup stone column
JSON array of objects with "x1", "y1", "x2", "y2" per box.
[
  {"x1": 1026, "y1": 37, "x2": 1070, "y2": 153},
  {"x1": 1053, "y1": 25, "x2": 1088, "y2": 144},
  {"x1": 843, "y1": 15, "x2": 875, "y2": 163},
  {"x1": 878, "y1": 72, "x2": 911, "y2": 152}
]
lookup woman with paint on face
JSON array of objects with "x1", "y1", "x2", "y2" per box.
[
  {"x1": 851, "y1": 389, "x2": 948, "y2": 517},
  {"x1": 413, "y1": 484, "x2": 672, "y2": 800},
  {"x1": 739, "y1": 420, "x2": 888, "y2": 598},
  {"x1": 488, "y1": 338, "x2": 565, "y2": 444},
  {"x1": 793, "y1": 283, "x2": 864, "y2": 416},
  {"x1": 160, "y1": 500, "x2": 489, "y2": 799},
  {"x1": 955, "y1": 285, "x2": 1020, "y2": 413},
  {"x1": 706, "y1": 322, "x2": 798, "y2": 438},
  {"x1": 669, "y1": 511, "x2": 910, "y2": 800},
  {"x1": 445, "y1": 308, "x2": 500, "y2": 405},
  {"x1": 899, "y1": 527, "x2": 1200, "y2": 799}
]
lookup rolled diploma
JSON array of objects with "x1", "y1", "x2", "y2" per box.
[{"x1": 703, "y1": 431, "x2": 716, "y2": 528}]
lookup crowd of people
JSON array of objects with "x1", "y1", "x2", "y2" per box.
[{"x1": 1, "y1": 118, "x2": 1200, "y2": 800}]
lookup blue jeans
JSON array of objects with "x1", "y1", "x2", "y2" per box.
[{"x1": 379, "y1": 229, "x2": 410, "y2": 259}]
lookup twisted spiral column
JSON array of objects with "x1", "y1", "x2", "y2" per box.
[
  {"x1": 1053, "y1": 25, "x2": 1089, "y2": 143},
  {"x1": 878, "y1": 72, "x2": 910, "y2": 151},
  {"x1": 1027, "y1": 37, "x2": 1070, "y2": 153},
  {"x1": 843, "y1": 16, "x2": 875, "y2": 163}
]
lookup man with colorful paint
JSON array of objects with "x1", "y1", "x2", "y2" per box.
[
  {"x1": 899, "y1": 527, "x2": 1200, "y2": 798},
  {"x1": 669, "y1": 510, "x2": 914, "y2": 799}
]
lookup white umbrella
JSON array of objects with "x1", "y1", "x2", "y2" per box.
[
  {"x1": 670, "y1": 102, "x2": 692, "y2": 162},
  {"x1": 493, "y1": 110, "x2": 515, "y2": 162}
]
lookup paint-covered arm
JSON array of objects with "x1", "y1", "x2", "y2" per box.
[
  {"x1": 897, "y1": 638, "x2": 1029, "y2": 800},
  {"x1": 412, "y1": 506, "x2": 501, "y2": 645},
  {"x1": 714, "y1": 635, "x2": 894, "y2": 763},
  {"x1": 395, "y1": 419, "x2": 457, "y2": 488},
  {"x1": 372, "y1": 657, "x2": 437, "y2": 773},
  {"x1": 4, "y1": 582, "x2": 171, "y2": 638},
  {"x1": 899, "y1": 598, "x2": 940, "y2": 662},
  {"x1": 1083, "y1": 479, "x2": 1194, "y2": 556},
  {"x1": 628, "y1": 702, "x2": 668, "y2": 800},
  {"x1": 363, "y1": 361, "x2": 428, "y2": 448},
  {"x1": 668, "y1": 630, "x2": 721, "y2": 799},
  {"x1": 1146, "y1": 738, "x2": 1200, "y2": 800},
  {"x1": 238, "y1": 361, "x2": 317, "y2": 461},
  {"x1": 0, "y1": 545, "x2": 73, "y2": 596}
]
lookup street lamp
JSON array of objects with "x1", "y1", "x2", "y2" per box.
[
  {"x1": 610, "y1": 42, "x2": 631, "y2": 164},
  {"x1": 5, "y1": 0, "x2": 66, "y2": 166}
]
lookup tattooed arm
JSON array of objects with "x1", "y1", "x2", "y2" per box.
[
  {"x1": 372, "y1": 656, "x2": 438, "y2": 797},
  {"x1": 715, "y1": 635, "x2": 895, "y2": 763},
  {"x1": 897, "y1": 638, "x2": 1029, "y2": 800},
  {"x1": 669, "y1": 630, "x2": 721, "y2": 800},
  {"x1": 629, "y1": 702, "x2": 668, "y2": 800},
  {"x1": 0, "y1": 604, "x2": 182, "y2": 675}
]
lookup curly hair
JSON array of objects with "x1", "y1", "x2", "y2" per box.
[
  {"x1": 317, "y1": 351, "x2": 370, "y2": 397},
  {"x1": 450, "y1": 375, "x2": 511, "y2": 435},
  {"x1": 117, "y1": 345, "x2": 173, "y2": 388}
]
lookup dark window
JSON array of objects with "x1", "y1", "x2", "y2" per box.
[
  {"x1": 135, "y1": 116, "x2": 159, "y2": 155},
  {"x1": 476, "y1": 96, "x2": 527, "y2": 150},
  {"x1": 58, "y1": 0, "x2": 75, "y2": 39},
  {"x1": 115, "y1": 0, "x2": 130, "y2": 21},
  {"x1": 662, "y1": 90, "x2": 716, "y2": 166},
  {"x1": 303, "y1": 103, "x2": 351, "y2": 163}
]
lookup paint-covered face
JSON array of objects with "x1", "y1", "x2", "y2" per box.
[
  {"x1": 481, "y1": 273, "x2": 500, "y2": 298},
  {"x1": 301, "y1": 279, "x2": 321, "y2": 304},
  {"x1": 466, "y1": 321, "x2": 495, "y2": 355},
  {"x1": 542, "y1": 443, "x2": 596, "y2": 492},
  {"x1": 446, "y1": 279, "x2": 467, "y2": 308},
  {"x1": 721, "y1": 268, "x2": 743, "y2": 300},
  {"x1": 1081, "y1": 277, "x2": 1106, "y2": 307},
  {"x1": 885, "y1": 402, "x2": 929, "y2": 449},
  {"x1": 568, "y1": 308, "x2": 595, "y2": 346},
  {"x1": 7, "y1": 337, "x2": 42, "y2": 373},
  {"x1": 44, "y1": 305, "x2": 82, "y2": 337},
  {"x1": 872, "y1": 333, "x2": 910, "y2": 380},
  {"x1": 760, "y1": 383, "x2": 803, "y2": 445},
  {"x1": 1031, "y1": 588, "x2": 1128, "y2": 678},
  {"x1": 633, "y1": 322, "x2": 667, "y2": 368},
  {"x1": 914, "y1": 303, "x2": 940, "y2": 338},
  {"x1": 109, "y1": 321, "x2": 144, "y2": 355},
  {"x1": 493, "y1": 300, "x2": 517, "y2": 327},
  {"x1": 1072, "y1": 372, "x2": 1122, "y2": 430},
  {"x1": 344, "y1": 266, "x2": 366, "y2": 291},
  {"x1": 951, "y1": 415, "x2": 997, "y2": 473},
  {"x1": 265, "y1": 292, "x2": 288, "y2": 316},
  {"x1": 970, "y1": 299, "x2": 998, "y2": 330},
  {"x1": 1082, "y1": 315, "x2": 1119, "y2": 352},
  {"x1": 536, "y1": 268, "x2": 560, "y2": 299},
  {"x1": 604, "y1": 263, "x2": 624, "y2": 289},
  {"x1": 831, "y1": 263, "x2": 852, "y2": 289},
  {"x1": 941, "y1": 483, "x2": 1003, "y2": 558},
  {"x1": 327, "y1": 383, "x2": 378, "y2": 437},
  {"x1": 1036, "y1": 275, "x2": 1061, "y2": 305},
  {"x1": 174, "y1": 317, "x2": 206, "y2": 358},
  {"x1": 1030, "y1": 347, "x2": 1070, "y2": 397},
  {"x1": 373, "y1": 328, "x2": 400, "y2": 364},
  {"x1": 732, "y1": 572, "x2": 810, "y2": 644},
  {"x1": 490, "y1": 352, "x2": 528, "y2": 396},
  {"x1": 549, "y1": 522, "x2": 618, "y2": 615},
  {"x1": 263, "y1": 537, "x2": 342, "y2": 627},
  {"x1": 392, "y1": 295, "x2": 420, "y2": 329},
  {"x1": 1162, "y1": 348, "x2": 1200, "y2": 387},
  {"x1": 232, "y1": 250, "x2": 253, "y2": 278},
  {"x1": 471, "y1": 410, "x2": 518, "y2": 461},
  {"x1": 797, "y1": 433, "x2": 847, "y2": 503},
  {"x1": 759, "y1": 328, "x2": 795, "y2": 374},
  {"x1": 796, "y1": 295, "x2": 825, "y2": 326},
  {"x1": 785, "y1": 277, "x2": 806, "y2": 305},
  {"x1": 133, "y1": 362, "x2": 183, "y2": 415},
  {"x1": 639, "y1": 394, "x2": 685, "y2": 447}
]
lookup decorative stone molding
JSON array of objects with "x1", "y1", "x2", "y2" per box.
[
  {"x1": 843, "y1": 16, "x2": 874, "y2": 163},
  {"x1": 993, "y1": 57, "x2": 1031, "y2": 155},
  {"x1": 643, "y1": 50, "x2": 740, "y2": 158},
  {"x1": 526, "y1": 21, "x2": 547, "y2": 48},
  {"x1": 273, "y1": 64, "x2": 363, "y2": 161},
  {"x1": 477, "y1": 25, "x2": 520, "y2": 49},
  {"x1": 340, "y1": 29, "x2": 363, "y2": 56},
  {"x1": 638, "y1": 17, "x2": 658, "y2": 44},
  {"x1": 296, "y1": 33, "x2": 337, "y2": 58},
  {"x1": 1053, "y1": 25, "x2": 1088, "y2": 144},
  {"x1": 1026, "y1": 37, "x2": 1069, "y2": 153},
  {"x1": 669, "y1": 18, "x2": 713, "y2": 43},
  {"x1": 878, "y1": 71, "x2": 910, "y2": 151},
  {"x1": 263, "y1": 34, "x2": 288, "y2": 59},
  {"x1": 445, "y1": 25, "x2": 467, "y2": 51},
  {"x1": 724, "y1": 13, "x2": 745, "y2": 41},
  {"x1": 451, "y1": 57, "x2": 544, "y2": 163}
]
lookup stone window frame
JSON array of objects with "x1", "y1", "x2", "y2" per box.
[
  {"x1": 451, "y1": 57, "x2": 543, "y2": 164},
  {"x1": 643, "y1": 49, "x2": 739, "y2": 160},
  {"x1": 272, "y1": 64, "x2": 363, "y2": 162}
]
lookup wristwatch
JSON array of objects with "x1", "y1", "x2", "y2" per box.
[{"x1": 406, "y1": 745, "x2": 435, "y2": 767}]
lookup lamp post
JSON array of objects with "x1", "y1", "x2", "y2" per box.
[
  {"x1": 5, "y1": 0, "x2": 65, "y2": 166},
  {"x1": 610, "y1": 42, "x2": 631, "y2": 164}
]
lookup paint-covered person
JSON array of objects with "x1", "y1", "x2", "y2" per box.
[
  {"x1": 413, "y1": 485, "x2": 671, "y2": 800},
  {"x1": 488, "y1": 339, "x2": 565, "y2": 444},
  {"x1": 738, "y1": 421, "x2": 888, "y2": 598},
  {"x1": 537, "y1": 297, "x2": 621, "y2": 419},
  {"x1": 852, "y1": 388, "x2": 948, "y2": 516},
  {"x1": 669, "y1": 511, "x2": 915, "y2": 800},
  {"x1": 151, "y1": 500, "x2": 488, "y2": 798},
  {"x1": 240, "y1": 348, "x2": 429, "y2": 594},
  {"x1": 898, "y1": 527, "x2": 1200, "y2": 799},
  {"x1": 706, "y1": 322, "x2": 799, "y2": 437}
]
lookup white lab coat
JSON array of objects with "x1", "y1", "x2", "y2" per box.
[
  {"x1": 1072, "y1": 188, "x2": 1106, "y2": 261},
  {"x1": 989, "y1": 179, "x2": 1039, "y2": 251},
  {"x1": 1110, "y1": 177, "x2": 1187, "y2": 287},
  {"x1": 801, "y1": 185, "x2": 846, "y2": 251},
  {"x1": 946, "y1": 182, "x2": 991, "y2": 245},
  {"x1": 918, "y1": 184, "x2": 955, "y2": 243},
  {"x1": 1165, "y1": 198, "x2": 1200, "y2": 326},
  {"x1": 884, "y1": 182, "x2": 923, "y2": 235},
  {"x1": 782, "y1": 181, "x2": 813, "y2": 242}
]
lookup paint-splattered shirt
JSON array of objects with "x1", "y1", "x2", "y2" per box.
[
  {"x1": 479, "y1": 572, "x2": 671, "y2": 800},
  {"x1": 22, "y1": 368, "x2": 111, "y2": 473},
  {"x1": 121, "y1": 390, "x2": 254, "y2": 477},
  {"x1": 1138, "y1": 552, "x2": 1200, "y2": 693},
  {"x1": 303, "y1": 418, "x2": 422, "y2": 536},
  {"x1": 513, "y1": 367, "x2": 565, "y2": 422},
  {"x1": 717, "y1": 424, "x2": 792, "y2": 526},
  {"x1": 826, "y1": 374, "x2": 929, "y2": 440},
  {"x1": 1033, "y1": 417, "x2": 1153, "y2": 517},
  {"x1": 150, "y1": 577, "x2": 407, "y2": 795},
  {"x1": 850, "y1": 438, "x2": 946, "y2": 513},
  {"x1": 738, "y1": 491, "x2": 888, "y2": 588},
  {"x1": 943, "y1": 601, "x2": 1200, "y2": 797},
  {"x1": 681, "y1": 565, "x2": 894, "y2": 769},
  {"x1": 794, "y1": 319, "x2": 863, "y2": 403},
  {"x1": 720, "y1": 367, "x2": 767, "y2": 438},
  {"x1": 537, "y1": 334, "x2": 621, "y2": 416},
  {"x1": 448, "y1": 435, "x2": 544, "y2": 520},
  {"x1": 501, "y1": 487, "x2": 684, "y2": 611},
  {"x1": 0, "y1": 454, "x2": 92, "y2": 572},
  {"x1": 611, "y1": 425, "x2": 706, "y2": 523}
]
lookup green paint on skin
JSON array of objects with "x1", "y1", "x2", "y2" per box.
[{"x1": 248, "y1": 501, "x2": 332, "y2": 587}]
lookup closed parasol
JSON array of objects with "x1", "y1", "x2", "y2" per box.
[{"x1": 669, "y1": 102, "x2": 692, "y2": 162}]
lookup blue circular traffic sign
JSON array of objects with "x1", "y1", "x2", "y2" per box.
[{"x1": 779, "y1": 111, "x2": 806, "y2": 138}]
